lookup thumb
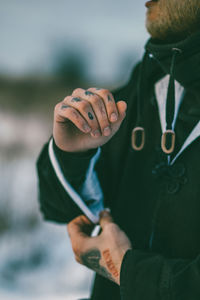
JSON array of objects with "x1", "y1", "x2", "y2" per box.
[
  {"x1": 99, "y1": 209, "x2": 114, "y2": 229},
  {"x1": 116, "y1": 100, "x2": 127, "y2": 120}
]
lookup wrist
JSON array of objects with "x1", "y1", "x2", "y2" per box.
[{"x1": 53, "y1": 138, "x2": 98, "y2": 158}]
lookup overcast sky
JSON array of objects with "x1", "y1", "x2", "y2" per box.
[{"x1": 1, "y1": 0, "x2": 149, "y2": 83}]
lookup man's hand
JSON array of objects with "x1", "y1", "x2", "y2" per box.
[
  {"x1": 67, "y1": 211, "x2": 132, "y2": 285},
  {"x1": 53, "y1": 88, "x2": 127, "y2": 153}
]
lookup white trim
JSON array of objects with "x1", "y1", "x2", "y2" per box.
[
  {"x1": 48, "y1": 138, "x2": 101, "y2": 223},
  {"x1": 170, "y1": 121, "x2": 200, "y2": 165},
  {"x1": 155, "y1": 75, "x2": 184, "y2": 133},
  {"x1": 155, "y1": 76, "x2": 200, "y2": 164}
]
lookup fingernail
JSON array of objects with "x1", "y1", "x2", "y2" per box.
[
  {"x1": 91, "y1": 129, "x2": 101, "y2": 137},
  {"x1": 103, "y1": 126, "x2": 111, "y2": 136},
  {"x1": 83, "y1": 124, "x2": 91, "y2": 132},
  {"x1": 110, "y1": 113, "x2": 118, "y2": 122}
]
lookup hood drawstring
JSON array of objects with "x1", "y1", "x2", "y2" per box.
[
  {"x1": 131, "y1": 51, "x2": 149, "y2": 151},
  {"x1": 132, "y1": 47, "x2": 182, "y2": 155},
  {"x1": 161, "y1": 48, "x2": 182, "y2": 154}
]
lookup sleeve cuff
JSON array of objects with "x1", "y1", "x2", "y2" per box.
[
  {"x1": 120, "y1": 249, "x2": 164, "y2": 300},
  {"x1": 52, "y1": 138, "x2": 98, "y2": 178},
  {"x1": 120, "y1": 249, "x2": 132, "y2": 298},
  {"x1": 53, "y1": 138, "x2": 98, "y2": 160}
]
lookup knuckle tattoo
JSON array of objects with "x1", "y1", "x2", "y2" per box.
[
  {"x1": 88, "y1": 112, "x2": 94, "y2": 120},
  {"x1": 85, "y1": 90, "x2": 94, "y2": 96},
  {"x1": 71, "y1": 97, "x2": 82, "y2": 103},
  {"x1": 107, "y1": 94, "x2": 113, "y2": 102},
  {"x1": 61, "y1": 104, "x2": 70, "y2": 110}
]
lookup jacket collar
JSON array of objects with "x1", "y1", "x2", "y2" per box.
[{"x1": 145, "y1": 30, "x2": 200, "y2": 87}]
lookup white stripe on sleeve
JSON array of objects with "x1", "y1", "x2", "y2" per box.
[{"x1": 48, "y1": 138, "x2": 104, "y2": 223}]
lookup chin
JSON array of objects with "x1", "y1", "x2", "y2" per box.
[{"x1": 146, "y1": 18, "x2": 190, "y2": 43}]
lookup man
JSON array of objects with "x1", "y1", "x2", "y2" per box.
[{"x1": 37, "y1": 0, "x2": 200, "y2": 299}]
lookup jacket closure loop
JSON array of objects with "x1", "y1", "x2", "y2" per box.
[{"x1": 155, "y1": 76, "x2": 200, "y2": 165}]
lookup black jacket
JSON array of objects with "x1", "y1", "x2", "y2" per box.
[{"x1": 37, "y1": 31, "x2": 200, "y2": 300}]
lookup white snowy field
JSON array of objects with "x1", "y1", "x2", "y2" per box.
[{"x1": 0, "y1": 111, "x2": 93, "y2": 300}]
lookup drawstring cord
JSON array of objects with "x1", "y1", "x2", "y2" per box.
[
  {"x1": 131, "y1": 52, "x2": 149, "y2": 151},
  {"x1": 132, "y1": 48, "x2": 182, "y2": 155},
  {"x1": 161, "y1": 48, "x2": 182, "y2": 154}
]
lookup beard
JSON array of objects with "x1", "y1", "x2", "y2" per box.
[{"x1": 146, "y1": 0, "x2": 200, "y2": 42}]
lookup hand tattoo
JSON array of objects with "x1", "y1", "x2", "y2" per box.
[
  {"x1": 88, "y1": 112, "x2": 94, "y2": 120},
  {"x1": 85, "y1": 91, "x2": 94, "y2": 96},
  {"x1": 107, "y1": 95, "x2": 112, "y2": 102},
  {"x1": 71, "y1": 97, "x2": 81, "y2": 102},
  {"x1": 80, "y1": 249, "x2": 113, "y2": 281},
  {"x1": 61, "y1": 105, "x2": 70, "y2": 109},
  {"x1": 102, "y1": 249, "x2": 119, "y2": 278}
]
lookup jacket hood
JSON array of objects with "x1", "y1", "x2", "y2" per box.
[
  {"x1": 132, "y1": 30, "x2": 200, "y2": 154},
  {"x1": 145, "y1": 30, "x2": 200, "y2": 87}
]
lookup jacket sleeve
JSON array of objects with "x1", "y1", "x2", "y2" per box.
[
  {"x1": 120, "y1": 249, "x2": 200, "y2": 300},
  {"x1": 36, "y1": 138, "x2": 101, "y2": 224},
  {"x1": 36, "y1": 63, "x2": 141, "y2": 224}
]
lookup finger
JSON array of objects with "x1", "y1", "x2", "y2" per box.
[
  {"x1": 67, "y1": 215, "x2": 95, "y2": 257},
  {"x1": 87, "y1": 88, "x2": 119, "y2": 123},
  {"x1": 55, "y1": 102, "x2": 92, "y2": 134},
  {"x1": 72, "y1": 88, "x2": 112, "y2": 137},
  {"x1": 99, "y1": 210, "x2": 114, "y2": 229},
  {"x1": 63, "y1": 96, "x2": 102, "y2": 138},
  {"x1": 67, "y1": 215, "x2": 94, "y2": 239},
  {"x1": 116, "y1": 100, "x2": 127, "y2": 120}
]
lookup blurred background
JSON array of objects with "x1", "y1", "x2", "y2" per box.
[{"x1": 0, "y1": 0, "x2": 148, "y2": 299}]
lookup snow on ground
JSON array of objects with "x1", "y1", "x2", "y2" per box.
[{"x1": 0, "y1": 111, "x2": 93, "y2": 299}]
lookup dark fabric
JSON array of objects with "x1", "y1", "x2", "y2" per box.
[
  {"x1": 37, "y1": 32, "x2": 200, "y2": 299},
  {"x1": 53, "y1": 139, "x2": 98, "y2": 189}
]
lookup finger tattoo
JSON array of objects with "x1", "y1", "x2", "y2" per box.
[
  {"x1": 71, "y1": 97, "x2": 82, "y2": 102},
  {"x1": 88, "y1": 112, "x2": 94, "y2": 120},
  {"x1": 85, "y1": 91, "x2": 94, "y2": 96},
  {"x1": 61, "y1": 105, "x2": 70, "y2": 109},
  {"x1": 80, "y1": 249, "x2": 113, "y2": 281},
  {"x1": 107, "y1": 95, "x2": 112, "y2": 102}
]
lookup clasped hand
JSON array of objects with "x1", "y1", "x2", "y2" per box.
[{"x1": 67, "y1": 211, "x2": 132, "y2": 285}]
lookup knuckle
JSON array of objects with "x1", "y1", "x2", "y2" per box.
[
  {"x1": 72, "y1": 88, "x2": 83, "y2": 95},
  {"x1": 108, "y1": 101, "x2": 117, "y2": 111},
  {"x1": 54, "y1": 102, "x2": 61, "y2": 113},
  {"x1": 71, "y1": 110, "x2": 80, "y2": 120},
  {"x1": 104, "y1": 223, "x2": 118, "y2": 234},
  {"x1": 91, "y1": 95, "x2": 101, "y2": 105},
  {"x1": 79, "y1": 101, "x2": 90, "y2": 111},
  {"x1": 99, "y1": 104, "x2": 108, "y2": 118},
  {"x1": 63, "y1": 95, "x2": 71, "y2": 102},
  {"x1": 63, "y1": 107, "x2": 76, "y2": 119},
  {"x1": 88, "y1": 87, "x2": 96, "y2": 91},
  {"x1": 101, "y1": 89, "x2": 110, "y2": 96}
]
